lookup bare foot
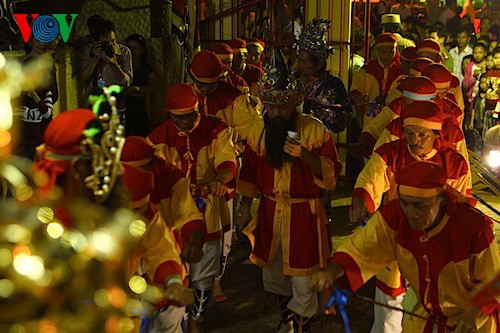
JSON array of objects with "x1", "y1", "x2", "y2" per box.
[{"x1": 212, "y1": 278, "x2": 228, "y2": 303}]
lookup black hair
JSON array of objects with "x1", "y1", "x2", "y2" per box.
[
  {"x1": 126, "y1": 34, "x2": 148, "y2": 64},
  {"x1": 473, "y1": 42, "x2": 488, "y2": 53},
  {"x1": 383, "y1": 23, "x2": 402, "y2": 34},
  {"x1": 353, "y1": 30, "x2": 365, "y2": 53},
  {"x1": 457, "y1": 26, "x2": 471, "y2": 37},
  {"x1": 428, "y1": 25, "x2": 448, "y2": 39},
  {"x1": 96, "y1": 20, "x2": 116, "y2": 39},
  {"x1": 87, "y1": 15, "x2": 104, "y2": 40},
  {"x1": 477, "y1": 35, "x2": 491, "y2": 46},
  {"x1": 492, "y1": 47, "x2": 500, "y2": 56}
]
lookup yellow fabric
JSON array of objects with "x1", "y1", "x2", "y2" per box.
[
  {"x1": 374, "y1": 128, "x2": 398, "y2": 151},
  {"x1": 386, "y1": 87, "x2": 403, "y2": 105},
  {"x1": 354, "y1": 152, "x2": 391, "y2": 211},
  {"x1": 156, "y1": 176, "x2": 204, "y2": 231},
  {"x1": 450, "y1": 85, "x2": 465, "y2": 111},
  {"x1": 215, "y1": 94, "x2": 261, "y2": 139},
  {"x1": 339, "y1": 212, "x2": 500, "y2": 332},
  {"x1": 350, "y1": 68, "x2": 384, "y2": 130},
  {"x1": 363, "y1": 105, "x2": 400, "y2": 140},
  {"x1": 455, "y1": 138, "x2": 473, "y2": 194}
]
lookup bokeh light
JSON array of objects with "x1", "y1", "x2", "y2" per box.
[
  {"x1": 46, "y1": 222, "x2": 64, "y2": 239},
  {"x1": 129, "y1": 220, "x2": 146, "y2": 238},
  {"x1": 0, "y1": 279, "x2": 14, "y2": 298},
  {"x1": 37, "y1": 207, "x2": 54, "y2": 224},
  {"x1": 128, "y1": 275, "x2": 147, "y2": 294},
  {"x1": 13, "y1": 254, "x2": 45, "y2": 280}
]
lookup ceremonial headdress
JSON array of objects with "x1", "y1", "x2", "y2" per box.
[
  {"x1": 163, "y1": 83, "x2": 199, "y2": 115},
  {"x1": 381, "y1": 13, "x2": 401, "y2": 25},
  {"x1": 409, "y1": 57, "x2": 433, "y2": 77},
  {"x1": 121, "y1": 136, "x2": 154, "y2": 168},
  {"x1": 416, "y1": 39, "x2": 441, "y2": 57},
  {"x1": 227, "y1": 38, "x2": 248, "y2": 54},
  {"x1": 246, "y1": 38, "x2": 265, "y2": 51},
  {"x1": 189, "y1": 51, "x2": 225, "y2": 83},
  {"x1": 422, "y1": 63, "x2": 452, "y2": 89},
  {"x1": 211, "y1": 43, "x2": 233, "y2": 61},
  {"x1": 375, "y1": 33, "x2": 398, "y2": 48},
  {"x1": 396, "y1": 161, "x2": 447, "y2": 198},
  {"x1": 401, "y1": 100, "x2": 443, "y2": 131},
  {"x1": 297, "y1": 18, "x2": 334, "y2": 63},
  {"x1": 401, "y1": 77, "x2": 437, "y2": 100},
  {"x1": 122, "y1": 164, "x2": 154, "y2": 209},
  {"x1": 401, "y1": 46, "x2": 418, "y2": 62},
  {"x1": 259, "y1": 49, "x2": 304, "y2": 105}
]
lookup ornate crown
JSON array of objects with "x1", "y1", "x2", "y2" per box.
[
  {"x1": 82, "y1": 86, "x2": 125, "y2": 203},
  {"x1": 298, "y1": 18, "x2": 334, "y2": 62},
  {"x1": 258, "y1": 49, "x2": 304, "y2": 105}
]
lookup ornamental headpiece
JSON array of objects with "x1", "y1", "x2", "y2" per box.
[
  {"x1": 83, "y1": 85, "x2": 126, "y2": 203},
  {"x1": 258, "y1": 48, "x2": 304, "y2": 105},
  {"x1": 298, "y1": 18, "x2": 334, "y2": 63}
]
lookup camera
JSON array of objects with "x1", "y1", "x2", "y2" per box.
[{"x1": 101, "y1": 42, "x2": 115, "y2": 58}]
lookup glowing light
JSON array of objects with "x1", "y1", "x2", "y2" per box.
[
  {"x1": 105, "y1": 316, "x2": 120, "y2": 332},
  {"x1": 129, "y1": 220, "x2": 146, "y2": 237},
  {"x1": 487, "y1": 150, "x2": 500, "y2": 169},
  {"x1": 46, "y1": 222, "x2": 64, "y2": 239},
  {"x1": 14, "y1": 184, "x2": 33, "y2": 202},
  {"x1": 12, "y1": 244, "x2": 31, "y2": 257},
  {"x1": 128, "y1": 275, "x2": 147, "y2": 294},
  {"x1": 9, "y1": 324, "x2": 27, "y2": 333},
  {"x1": 94, "y1": 289, "x2": 110, "y2": 307},
  {"x1": 5, "y1": 225, "x2": 31, "y2": 243},
  {"x1": 91, "y1": 229, "x2": 116, "y2": 255},
  {"x1": 62, "y1": 231, "x2": 88, "y2": 252},
  {"x1": 0, "y1": 279, "x2": 14, "y2": 298},
  {"x1": 0, "y1": 248, "x2": 12, "y2": 267},
  {"x1": 37, "y1": 272, "x2": 53, "y2": 287},
  {"x1": 38, "y1": 319, "x2": 57, "y2": 333},
  {"x1": 108, "y1": 287, "x2": 127, "y2": 308},
  {"x1": 37, "y1": 207, "x2": 54, "y2": 224},
  {"x1": 0, "y1": 130, "x2": 11, "y2": 147},
  {"x1": 119, "y1": 317, "x2": 135, "y2": 332},
  {"x1": 13, "y1": 254, "x2": 45, "y2": 280},
  {"x1": 0, "y1": 90, "x2": 13, "y2": 131}
]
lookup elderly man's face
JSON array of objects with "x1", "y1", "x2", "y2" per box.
[
  {"x1": 399, "y1": 194, "x2": 445, "y2": 230},
  {"x1": 404, "y1": 125, "x2": 439, "y2": 156}
]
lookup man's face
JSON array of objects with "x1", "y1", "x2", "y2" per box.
[
  {"x1": 404, "y1": 125, "x2": 439, "y2": 156},
  {"x1": 378, "y1": 45, "x2": 396, "y2": 67},
  {"x1": 298, "y1": 50, "x2": 323, "y2": 81},
  {"x1": 428, "y1": 32, "x2": 444, "y2": 46},
  {"x1": 194, "y1": 79, "x2": 218, "y2": 96},
  {"x1": 456, "y1": 32, "x2": 470, "y2": 48},
  {"x1": 264, "y1": 102, "x2": 297, "y2": 120},
  {"x1": 232, "y1": 52, "x2": 246, "y2": 73},
  {"x1": 472, "y1": 45, "x2": 487, "y2": 64},
  {"x1": 399, "y1": 194, "x2": 445, "y2": 230},
  {"x1": 169, "y1": 110, "x2": 199, "y2": 132},
  {"x1": 98, "y1": 31, "x2": 116, "y2": 44},
  {"x1": 247, "y1": 45, "x2": 263, "y2": 66},
  {"x1": 480, "y1": 18, "x2": 492, "y2": 33}
]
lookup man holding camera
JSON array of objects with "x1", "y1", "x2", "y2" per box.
[{"x1": 79, "y1": 19, "x2": 132, "y2": 106}]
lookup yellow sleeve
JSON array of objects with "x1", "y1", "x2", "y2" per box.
[
  {"x1": 455, "y1": 139, "x2": 473, "y2": 195},
  {"x1": 214, "y1": 126, "x2": 237, "y2": 174},
  {"x1": 386, "y1": 88, "x2": 402, "y2": 105},
  {"x1": 216, "y1": 94, "x2": 262, "y2": 140},
  {"x1": 451, "y1": 85, "x2": 465, "y2": 111},
  {"x1": 446, "y1": 173, "x2": 470, "y2": 197},
  {"x1": 353, "y1": 152, "x2": 390, "y2": 212},
  {"x1": 373, "y1": 128, "x2": 397, "y2": 151},
  {"x1": 363, "y1": 106, "x2": 398, "y2": 140},
  {"x1": 350, "y1": 68, "x2": 367, "y2": 95},
  {"x1": 141, "y1": 213, "x2": 183, "y2": 283},
  {"x1": 471, "y1": 239, "x2": 500, "y2": 312},
  {"x1": 331, "y1": 210, "x2": 397, "y2": 290}
]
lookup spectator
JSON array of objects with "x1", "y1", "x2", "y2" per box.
[
  {"x1": 428, "y1": 25, "x2": 455, "y2": 72},
  {"x1": 486, "y1": 53, "x2": 495, "y2": 70},
  {"x1": 465, "y1": 72, "x2": 488, "y2": 153},
  {"x1": 79, "y1": 20, "x2": 132, "y2": 110},
  {"x1": 439, "y1": 0, "x2": 457, "y2": 26},
  {"x1": 401, "y1": 16, "x2": 419, "y2": 42},
  {"x1": 489, "y1": 40, "x2": 498, "y2": 53},
  {"x1": 13, "y1": 35, "x2": 58, "y2": 160},
  {"x1": 463, "y1": 43, "x2": 488, "y2": 104},
  {"x1": 477, "y1": 16, "x2": 498, "y2": 40},
  {"x1": 449, "y1": 27, "x2": 473, "y2": 82},
  {"x1": 461, "y1": 54, "x2": 473, "y2": 79},
  {"x1": 124, "y1": 34, "x2": 157, "y2": 137}
]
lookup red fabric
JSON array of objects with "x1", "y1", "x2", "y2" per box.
[
  {"x1": 395, "y1": 160, "x2": 447, "y2": 190},
  {"x1": 441, "y1": 97, "x2": 463, "y2": 123},
  {"x1": 401, "y1": 100, "x2": 443, "y2": 127},
  {"x1": 121, "y1": 136, "x2": 154, "y2": 163},
  {"x1": 410, "y1": 57, "x2": 433, "y2": 75},
  {"x1": 416, "y1": 39, "x2": 441, "y2": 55},
  {"x1": 211, "y1": 43, "x2": 233, "y2": 55},
  {"x1": 422, "y1": 63, "x2": 452, "y2": 84},
  {"x1": 330, "y1": 252, "x2": 366, "y2": 292},
  {"x1": 400, "y1": 46, "x2": 417, "y2": 61},
  {"x1": 241, "y1": 63, "x2": 262, "y2": 86},
  {"x1": 164, "y1": 82, "x2": 198, "y2": 115},
  {"x1": 122, "y1": 164, "x2": 154, "y2": 203},
  {"x1": 245, "y1": 38, "x2": 265, "y2": 49},
  {"x1": 364, "y1": 55, "x2": 402, "y2": 96},
  {"x1": 450, "y1": 74, "x2": 460, "y2": 88},
  {"x1": 226, "y1": 37, "x2": 247, "y2": 51},
  {"x1": 375, "y1": 32, "x2": 397, "y2": 45},
  {"x1": 376, "y1": 276, "x2": 407, "y2": 296},
  {"x1": 401, "y1": 76, "x2": 437, "y2": 95},
  {"x1": 189, "y1": 51, "x2": 225, "y2": 81},
  {"x1": 223, "y1": 70, "x2": 248, "y2": 89},
  {"x1": 153, "y1": 260, "x2": 184, "y2": 284},
  {"x1": 462, "y1": 61, "x2": 478, "y2": 104},
  {"x1": 194, "y1": 81, "x2": 242, "y2": 116},
  {"x1": 352, "y1": 187, "x2": 377, "y2": 213},
  {"x1": 180, "y1": 219, "x2": 205, "y2": 245}
]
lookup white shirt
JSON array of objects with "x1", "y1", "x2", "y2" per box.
[{"x1": 449, "y1": 45, "x2": 473, "y2": 83}]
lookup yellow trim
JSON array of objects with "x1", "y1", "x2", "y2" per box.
[
  {"x1": 409, "y1": 69, "x2": 422, "y2": 76},
  {"x1": 189, "y1": 67, "x2": 219, "y2": 83},
  {"x1": 398, "y1": 185, "x2": 445, "y2": 198},
  {"x1": 377, "y1": 42, "x2": 396, "y2": 47},
  {"x1": 247, "y1": 42, "x2": 264, "y2": 51},
  {"x1": 122, "y1": 158, "x2": 152, "y2": 168},
  {"x1": 417, "y1": 47, "x2": 440, "y2": 54},
  {"x1": 169, "y1": 101, "x2": 199, "y2": 115},
  {"x1": 231, "y1": 47, "x2": 248, "y2": 53},
  {"x1": 403, "y1": 118, "x2": 442, "y2": 130},
  {"x1": 216, "y1": 53, "x2": 233, "y2": 60},
  {"x1": 130, "y1": 194, "x2": 150, "y2": 209},
  {"x1": 433, "y1": 82, "x2": 450, "y2": 89}
]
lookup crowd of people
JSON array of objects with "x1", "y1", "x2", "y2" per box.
[{"x1": 1, "y1": 2, "x2": 500, "y2": 333}]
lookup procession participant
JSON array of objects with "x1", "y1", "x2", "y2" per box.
[
  {"x1": 385, "y1": 57, "x2": 434, "y2": 104},
  {"x1": 351, "y1": 33, "x2": 402, "y2": 130},
  {"x1": 227, "y1": 38, "x2": 262, "y2": 95},
  {"x1": 211, "y1": 43, "x2": 249, "y2": 94},
  {"x1": 235, "y1": 49, "x2": 342, "y2": 333},
  {"x1": 121, "y1": 135, "x2": 155, "y2": 169},
  {"x1": 312, "y1": 161, "x2": 500, "y2": 333},
  {"x1": 416, "y1": 38, "x2": 443, "y2": 63},
  {"x1": 246, "y1": 37, "x2": 266, "y2": 69},
  {"x1": 147, "y1": 83, "x2": 237, "y2": 333}
]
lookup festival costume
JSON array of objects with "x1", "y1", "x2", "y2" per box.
[
  {"x1": 211, "y1": 43, "x2": 249, "y2": 94},
  {"x1": 334, "y1": 162, "x2": 500, "y2": 332},
  {"x1": 227, "y1": 38, "x2": 262, "y2": 96},
  {"x1": 246, "y1": 38, "x2": 266, "y2": 69},
  {"x1": 351, "y1": 33, "x2": 402, "y2": 130},
  {"x1": 147, "y1": 83, "x2": 237, "y2": 322}
]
